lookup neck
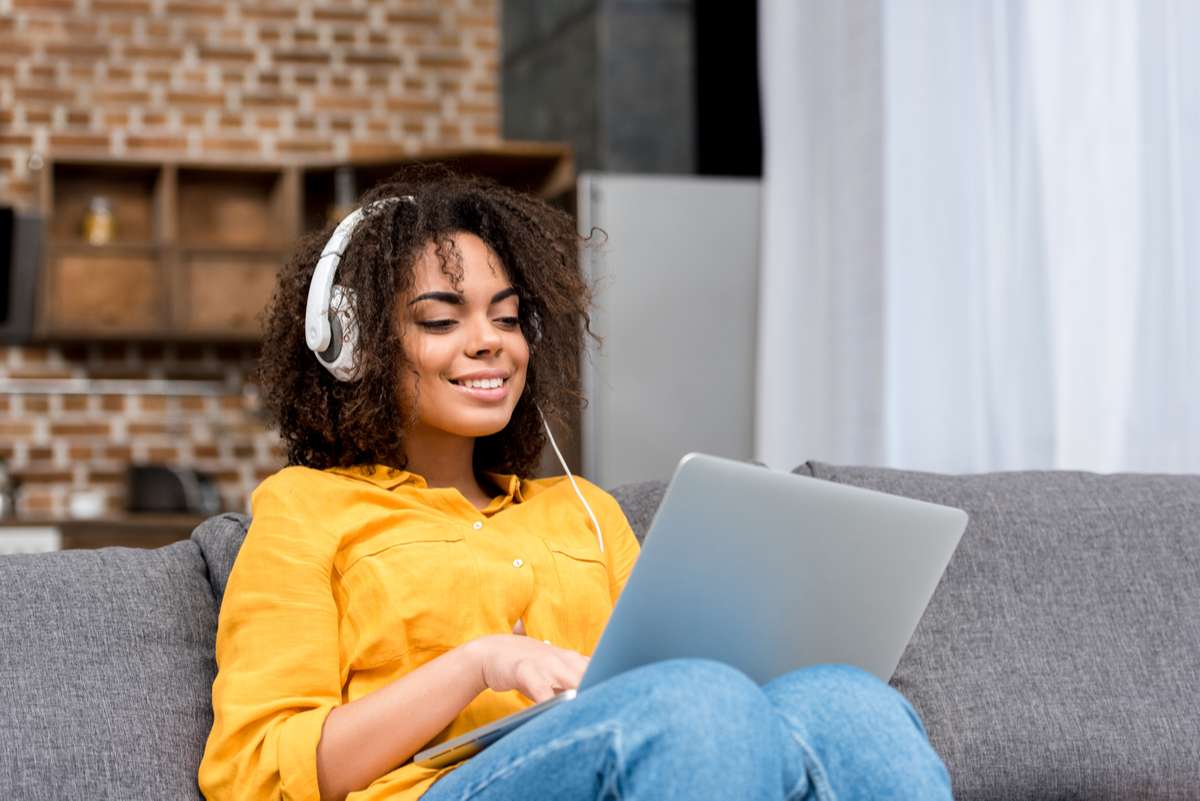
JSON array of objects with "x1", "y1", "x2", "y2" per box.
[{"x1": 403, "y1": 423, "x2": 489, "y2": 502}]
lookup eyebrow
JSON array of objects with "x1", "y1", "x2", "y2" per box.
[{"x1": 408, "y1": 287, "x2": 519, "y2": 306}]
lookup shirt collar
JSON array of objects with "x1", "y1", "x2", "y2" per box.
[
  {"x1": 327, "y1": 465, "x2": 524, "y2": 503},
  {"x1": 326, "y1": 464, "x2": 420, "y2": 491},
  {"x1": 483, "y1": 471, "x2": 525, "y2": 506}
]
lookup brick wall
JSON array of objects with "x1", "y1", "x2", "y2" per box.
[
  {"x1": 0, "y1": 0, "x2": 500, "y2": 518},
  {"x1": 0, "y1": 0, "x2": 499, "y2": 205},
  {"x1": 1, "y1": 342, "x2": 274, "y2": 516}
]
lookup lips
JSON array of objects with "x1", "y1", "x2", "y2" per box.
[{"x1": 447, "y1": 373, "x2": 511, "y2": 402}]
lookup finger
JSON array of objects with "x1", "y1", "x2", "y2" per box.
[
  {"x1": 564, "y1": 650, "x2": 590, "y2": 673},
  {"x1": 524, "y1": 676, "x2": 557, "y2": 703},
  {"x1": 545, "y1": 657, "x2": 585, "y2": 691},
  {"x1": 515, "y1": 661, "x2": 556, "y2": 704},
  {"x1": 545, "y1": 646, "x2": 590, "y2": 678}
]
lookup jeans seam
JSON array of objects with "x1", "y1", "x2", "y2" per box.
[
  {"x1": 598, "y1": 724, "x2": 624, "y2": 801},
  {"x1": 449, "y1": 720, "x2": 623, "y2": 801},
  {"x1": 775, "y1": 711, "x2": 837, "y2": 801}
]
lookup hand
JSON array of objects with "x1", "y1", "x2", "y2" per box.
[{"x1": 467, "y1": 627, "x2": 590, "y2": 704}]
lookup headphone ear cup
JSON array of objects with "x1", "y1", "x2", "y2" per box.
[
  {"x1": 319, "y1": 308, "x2": 343, "y2": 363},
  {"x1": 318, "y1": 284, "x2": 361, "y2": 381}
]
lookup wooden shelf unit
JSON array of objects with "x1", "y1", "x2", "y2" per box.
[
  {"x1": 36, "y1": 143, "x2": 573, "y2": 342},
  {"x1": 301, "y1": 142, "x2": 576, "y2": 233}
]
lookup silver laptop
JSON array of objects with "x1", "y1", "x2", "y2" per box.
[{"x1": 414, "y1": 452, "x2": 967, "y2": 768}]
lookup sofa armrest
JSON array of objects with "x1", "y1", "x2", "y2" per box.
[{"x1": 190, "y1": 512, "x2": 250, "y2": 608}]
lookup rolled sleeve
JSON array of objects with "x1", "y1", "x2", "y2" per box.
[
  {"x1": 199, "y1": 475, "x2": 344, "y2": 801},
  {"x1": 277, "y1": 704, "x2": 337, "y2": 801}
]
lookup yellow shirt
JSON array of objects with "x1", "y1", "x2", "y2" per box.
[{"x1": 198, "y1": 464, "x2": 641, "y2": 801}]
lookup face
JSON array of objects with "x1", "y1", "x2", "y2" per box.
[{"x1": 398, "y1": 231, "x2": 530, "y2": 442}]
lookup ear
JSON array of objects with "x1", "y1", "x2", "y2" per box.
[{"x1": 523, "y1": 308, "x2": 544, "y2": 349}]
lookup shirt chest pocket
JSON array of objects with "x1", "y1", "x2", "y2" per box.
[
  {"x1": 545, "y1": 541, "x2": 613, "y2": 650},
  {"x1": 340, "y1": 530, "x2": 478, "y2": 669}
]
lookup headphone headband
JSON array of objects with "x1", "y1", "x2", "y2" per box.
[{"x1": 304, "y1": 196, "x2": 412, "y2": 354}]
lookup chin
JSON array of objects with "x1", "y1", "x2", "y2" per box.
[{"x1": 441, "y1": 409, "x2": 518, "y2": 439}]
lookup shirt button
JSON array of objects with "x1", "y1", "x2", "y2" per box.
[
  {"x1": 473, "y1": 521, "x2": 483, "y2": 530},
  {"x1": 512, "y1": 558, "x2": 524, "y2": 568}
]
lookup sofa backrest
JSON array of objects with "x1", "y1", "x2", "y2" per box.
[
  {"x1": 0, "y1": 540, "x2": 217, "y2": 801},
  {"x1": 798, "y1": 462, "x2": 1200, "y2": 801},
  {"x1": 4, "y1": 469, "x2": 1197, "y2": 801}
]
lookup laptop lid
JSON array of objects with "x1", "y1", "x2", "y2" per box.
[{"x1": 580, "y1": 453, "x2": 967, "y2": 689}]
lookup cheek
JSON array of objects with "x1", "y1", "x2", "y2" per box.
[
  {"x1": 512, "y1": 333, "x2": 531, "y2": 368},
  {"x1": 512, "y1": 340, "x2": 531, "y2": 387},
  {"x1": 398, "y1": 339, "x2": 444, "y2": 408},
  {"x1": 407, "y1": 338, "x2": 450, "y2": 379}
]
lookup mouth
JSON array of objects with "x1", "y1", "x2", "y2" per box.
[
  {"x1": 449, "y1": 376, "x2": 508, "y2": 389},
  {"x1": 447, "y1": 375, "x2": 511, "y2": 401}
]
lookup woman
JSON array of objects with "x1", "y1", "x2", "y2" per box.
[{"x1": 198, "y1": 167, "x2": 951, "y2": 801}]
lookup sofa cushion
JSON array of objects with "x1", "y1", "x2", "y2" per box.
[
  {"x1": 0, "y1": 541, "x2": 217, "y2": 801},
  {"x1": 608, "y1": 480, "x2": 667, "y2": 542},
  {"x1": 799, "y1": 461, "x2": 1200, "y2": 801},
  {"x1": 191, "y1": 513, "x2": 250, "y2": 608}
]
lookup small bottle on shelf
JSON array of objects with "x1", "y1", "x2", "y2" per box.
[{"x1": 82, "y1": 195, "x2": 115, "y2": 245}]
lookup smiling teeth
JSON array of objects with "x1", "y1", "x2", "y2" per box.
[{"x1": 460, "y1": 378, "x2": 504, "y2": 389}]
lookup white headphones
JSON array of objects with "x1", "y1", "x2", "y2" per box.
[
  {"x1": 303, "y1": 196, "x2": 605, "y2": 551},
  {"x1": 305, "y1": 196, "x2": 412, "y2": 382}
]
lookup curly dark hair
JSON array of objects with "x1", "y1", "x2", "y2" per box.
[{"x1": 258, "y1": 164, "x2": 597, "y2": 478}]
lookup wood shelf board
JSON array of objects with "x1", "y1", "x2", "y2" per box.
[
  {"x1": 35, "y1": 329, "x2": 262, "y2": 343},
  {"x1": 48, "y1": 155, "x2": 293, "y2": 172},
  {"x1": 305, "y1": 141, "x2": 573, "y2": 193},
  {"x1": 311, "y1": 140, "x2": 573, "y2": 166},
  {"x1": 178, "y1": 244, "x2": 287, "y2": 257},
  {"x1": 52, "y1": 241, "x2": 163, "y2": 254}
]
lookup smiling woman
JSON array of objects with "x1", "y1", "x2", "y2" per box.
[
  {"x1": 256, "y1": 163, "x2": 593, "y2": 479},
  {"x1": 198, "y1": 166, "x2": 647, "y2": 801},
  {"x1": 199, "y1": 164, "x2": 950, "y2": 801}
]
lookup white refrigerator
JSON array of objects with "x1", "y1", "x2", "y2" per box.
[{"x1": 577, "y1": 173, "x2": 762, "y2": 488}]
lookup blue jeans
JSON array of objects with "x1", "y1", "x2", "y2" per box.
[{"x1": 421, "y1": 659, "x2": 951, "y2": 801}]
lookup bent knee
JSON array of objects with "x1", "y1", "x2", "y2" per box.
[
  {"x1": 626, "y1": 658, "x2": 773, "y2": 730},
  {"x1": 635, "y1": 657, "x2": 756, "y2": 689},
  {"x1": 766, "y1": 664, "x2": 926, "y2": 735}
]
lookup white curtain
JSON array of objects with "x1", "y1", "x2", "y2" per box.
[{"x1": 757, "y1": 0, "x2": 1200, "y2": 473}]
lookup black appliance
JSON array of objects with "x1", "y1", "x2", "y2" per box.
[
  {"x1": 0, "y1": 206, "x2": 42, "y2": 344},
  {"x1": 127, "y1": 465, "x2": 222, "y2": 515}
]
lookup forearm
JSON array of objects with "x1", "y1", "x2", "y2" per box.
[{"x1": 315, "y1": 640, "x2": 486, "y2": 801}]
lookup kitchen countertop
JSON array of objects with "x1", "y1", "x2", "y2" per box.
[{"x1": 0, "y1": 513, "x2": 212, "y2": 550}]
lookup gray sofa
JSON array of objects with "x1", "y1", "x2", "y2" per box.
[{"x1": 2, "y1": 462, "x2": 1198, "y2": 800}]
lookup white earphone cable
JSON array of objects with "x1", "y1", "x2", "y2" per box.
[{"x1": 538, "y1": 406, "x2": 604, "y2": 553}]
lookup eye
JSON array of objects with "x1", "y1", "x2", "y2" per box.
[
  {"x1": 417, "y1": 320, "x2": 456, "y2": 331},
  {"x1": 495, "y1": 317, "x2": 520, "y2": 328}
]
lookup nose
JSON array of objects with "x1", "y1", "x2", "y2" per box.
[{"x1": 464, "y1": 313, "x2": 503, "y2": 357}]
